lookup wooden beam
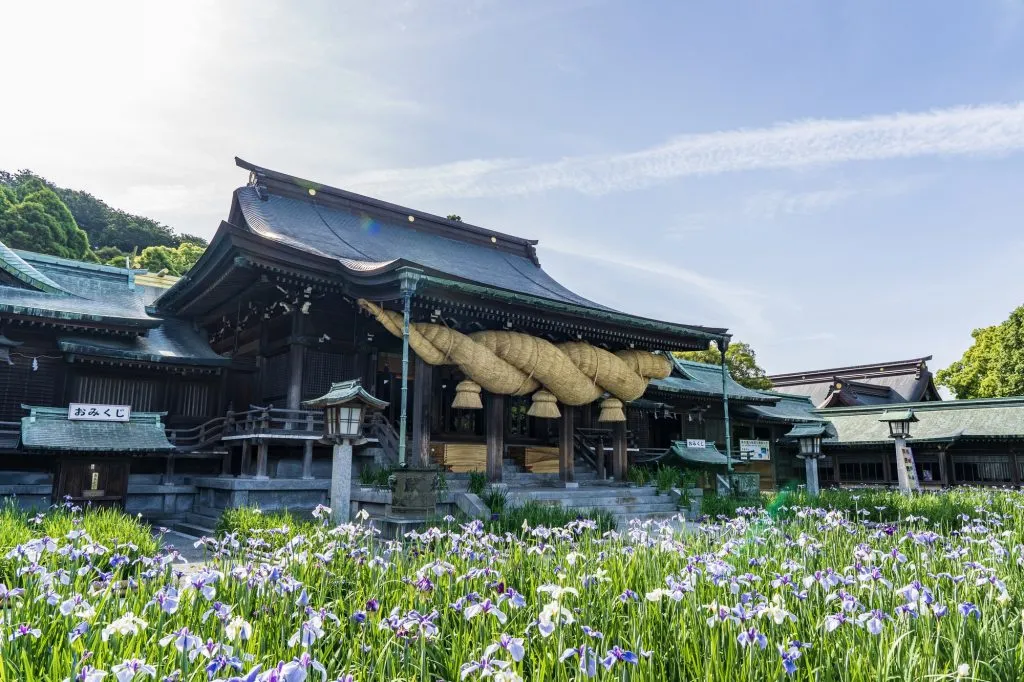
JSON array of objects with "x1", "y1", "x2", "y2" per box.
[
  {"x1": 612, "y1": 421, "x2": 627, "y2": 481},
  {"x1": 255, "y1": 442, "x2": 269, "y2": 480},
  {"x1": 486, "y1": 394, "x2": 504, "y2": 482},
  {"x1": 412, "y1": 356, "x2": 433, "y2": 467},
  {"x1": 240, "y1": 441, "x2": 252, "y2": 478},
  {"x1": 559, "y1": 407, "x2": 575, "y2": 485}
]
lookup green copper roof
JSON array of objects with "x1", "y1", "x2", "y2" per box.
[
  {"x1": 784, "y1": 423, "x2": 830, "y2": 439},
  {"x1": 878, "y1": 409, "x2": 918, "y2": 423},
  {"x1": 20, "y1": 406, "x2": 173, "y2": 452},
  {"x1": 669, "y1": 440, "x2": 738, "y2": 465},
  {"x1": 817, "y1": 397, "x2": 1024, "y2": 445},
  {"x1": 303, "y1": 379, "x2": 389, "y2": 409},
  {"x1": 0, "y1": 241, "x2": 68, "y2": 294},
  {"x1": 739, "y1": 391, "x2": 824, "y2": 423},
  {"x1": 649, "y1": 356, "x2": 777, "y2": 404}
]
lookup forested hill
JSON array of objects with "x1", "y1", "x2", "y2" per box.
[{"x1": 0, "y1": 170, "x2": 206, "y2": 275}]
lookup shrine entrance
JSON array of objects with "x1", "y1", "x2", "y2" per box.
[{"x1": 53, "y1": 458, "x2": 130, "y2": 508}]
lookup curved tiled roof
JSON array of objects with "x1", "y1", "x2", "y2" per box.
[{"x1": 234, "y1": 185, "x2": 612, "y2": 311}]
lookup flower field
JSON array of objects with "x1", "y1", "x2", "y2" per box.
[{"x1": 3, "y1": 490, "x2": 1024, "y2": 682}]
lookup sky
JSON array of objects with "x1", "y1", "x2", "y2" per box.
[{"x1": 2, "y1": 1, "x2": 1024, "y2": 377}]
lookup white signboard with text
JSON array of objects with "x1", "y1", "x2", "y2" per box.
[
  {"x1": 899, "y1": 445, "x2": 921, "y2": 491},
  {"x1": 686, "y1": 439, "x2": 706, "y2": 449},
  {"x1": 68, "y1": 403, "x2": 131, "y2": 422},
  {"x1": 739, "y1": 439, "x2": 771, "y2": 461}
]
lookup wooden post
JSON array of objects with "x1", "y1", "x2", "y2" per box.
[
  {"x1": 162, "y1": 456, "x2": 175, "y2": 485},
  {"x1": 287, "y1": 312, "x2": 305, "y2": 412},
  {"x1": 255, "y1": 442, "x2": 269, "y2": 480},
  {"x1": 612, "y1": 421, "x2": 627, "y2": 481},
  {"x1": 302, "y1": 441, "x2": 314, "y2": 480},
  {"x1": 240, "y1": 441, "x2": 252, "y2": 478},
  {"x1": 559, "y1": 407, "x2": 576, "y2": 486},
  {"x1": 220, "y1": 449, "x2": 232, "y2": 477},
  {"x1": 412, "y1": 356, "x2": 433, "y2": 467},
  {"x1": 486, "y1": 394, "x2": 504, "y2": 483},
  {"x1": 833, "y1": 454, "x2": 842, "y2": 487},
  {"x1": 596, "y1": 436, "x2": 606, "y2": 481},
  {"x1": 1011, "y1": 450, "x2": 1020, "y2": 487},
  {"x1": 882, "y1": 451, "x2": 892, "y2": 485}
]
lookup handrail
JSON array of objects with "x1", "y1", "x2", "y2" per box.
[
  {"x1": 572, "y1": 432, "x2": 599, "y2": 472},
  {"x1": 165, "y1": 406, "x2": 325, "y2": 451},
  {"x1": 0, "y1": 421, "x2": 19, "y2": 448},
  {"x1": 365, "y1": 412, "x2": 400, "y2": 466}
]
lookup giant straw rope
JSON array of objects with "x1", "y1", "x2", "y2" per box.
[{"x1": 359, "y1": 300, "x2": 672, "y2": 421}]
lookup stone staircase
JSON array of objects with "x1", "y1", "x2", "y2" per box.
[
  {"x1": 505, "y1": 484, "x2": 681, "y2": 527},
  {"x1": 501, "y1": 457, "x2": 601, "y2": 486},
  {"x1": 168, "y1": 509, "x2": 220, "y2": 539}
]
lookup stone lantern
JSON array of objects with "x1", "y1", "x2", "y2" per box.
[
  {"x1": 304, "y1": 379, "x2": 388, "y2": 523},
  {"x1": 785, "y1": 422, "x2": 829, "y2": 497}
]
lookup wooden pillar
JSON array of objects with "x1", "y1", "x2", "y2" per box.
[
  {"x1": 302, "y1": 440, "x2": 314, "y2": 480},
  {"x1": 947, "y1": 450, "x2": 956, "y2": 486},
  {"x1": 287, "y1": 346, "x2": 304, "y2": 412},
  {"x1": 833, "y1": 454, "x2": 842, "y2": 487},
  {"x1": 1011, "y1": 450, "x2": 1020, "y2": 487},
  {"x1": 240, "y1": 441, "x2": 252, "y2": 478},
  {"x1": 255, "y1": 442, "x2": 269, "y2": 480},
  {"x1": 882, "y1": 451, "x2": 892, "y2": 485},
  {"x1": 595, "y1": 436, "x2": 606, "y2": 481},
  {"x1": 220, "y1": 449, "x2": 232, "y2": 477},
  {"x1": 162, "y1": 456, "x2": 175, "y2": 485},
  {"x1": 612, "y1": 421, "x2": 627, "y2": 481},
  {"x1": 412, "y1": 356, "x2": 433, "y2": 467},
  {"x1": 486, "y1": 394, "x2": 504, "y2": 482},
  {"x1": 559, "y1": 407, "x2": 575, "y2": 485}
]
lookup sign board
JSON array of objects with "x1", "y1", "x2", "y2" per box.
[
  {"x1": 899, "y1": 445, "x2": 921, "y2": 491},
  {"x1": 686, "y1": 438, "x2": 706, "y2": 450},
  {"x1": 68, "y1": 403, "x2": 131, "y2": 422},
  {"x1": 739, "y1": 439, "x2": 771, "y2": 461}
]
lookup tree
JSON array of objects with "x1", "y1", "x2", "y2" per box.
[
  {"x1": 676, "y1": 341, "x2": 773, "y2": 390},
  {"x1": 0, "y1": 181, "x2": 90, "y2": 259},
  {"x1": 446, "y1": 214, "x2": 462, "y2": 222},
  {"x1": 135, "y1": 242, "x2": 205, "y2": 276},
  {"x1": 937, "y1": 305, "x2": 1024, "y2": 398}
]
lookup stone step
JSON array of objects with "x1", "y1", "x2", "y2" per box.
[
  {"x1": 614, "y1": 512, "x2": 688, "y2": 528},
  {"x1": 186, "y1": 511, "x2": 220, "y2": 529},
  {"x1": 508, "y1": 486, "x2": 658, "y2": 500},
  {"x1": 169, "y1": 521, "x2": 215, "y2": 539}
]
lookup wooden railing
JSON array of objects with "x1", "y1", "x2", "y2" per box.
[
  {"x1": 365, "y1": 411, "x2": 400, "y2": 465},
  {"x1": 166, "y1": 406, "x2": 324, "y2": 451}
]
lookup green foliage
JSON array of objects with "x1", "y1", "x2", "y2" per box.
[
  {"x1": 627, "y1": 466, "x2": 651, "y2": 486},
  {"x1": 446, "y1": 214, "x2": 462, "y2": 221},
  {"x1": 481, "y1": 486, "x2": 509, "y2": 514},
  {"x1": 676, "y1": 340, "x2": 773, "y2": 390},
  {"x1": 937, "y1": 307, "x2": 1024, "y2": 398},
  {"x1": 359, "y1": 464, "x2": 394, "y2": 489},
  {"x1": 0, "y1": 503, "x2": 156, "y2": 581},
  {"x1": 0, "y1": 180, "x2": 90, "y2": 259},
  {"x1": 135, "y1": 241, "x2": 204, "y2": 276},
  {"x1": 467, "y1": 470, "x2": 488, "y2": 495},
  {"x1": 214, "y1": 506, "x2": 318, "y2": 552},
  {"x1": 485, "y1": 500, "x2": 617, "y2": 535},
  {"x1": 0, "y1": 169, "x2": 207, "y2": 268},
  {"x1": 653, "y1": 465, "x2": 682, "y2": 493}
]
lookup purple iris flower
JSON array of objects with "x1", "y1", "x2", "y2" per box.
[
  {"x1": 601, "y1": 646, "x2": 640, "y2": 670},
  {"x1": 737, "y1": 627, "x2": 768, "y2": 650},
  {"x1": 959, "y1": 602, "x2": 981, "y2": 619}
]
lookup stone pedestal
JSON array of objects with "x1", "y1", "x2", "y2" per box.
[
  {"x1": 804, "y1": 457, "x2": 820, "y2": 497},
  {"x1": 391, "y1": 467, "x2": 437, "y2": 517},
  {"x1": 331, "y1": 440, "x2": 353, "y2": 524}
]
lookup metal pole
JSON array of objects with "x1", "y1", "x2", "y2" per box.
[
  {"x1": 398, "y1": 287, "x2": 412, "y2": 468},
  {"x1": 720, "y1": 341, "x2": 733, "y2": 473}
]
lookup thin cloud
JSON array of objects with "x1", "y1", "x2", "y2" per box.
[{"x1": 344, "y1": 102, "x2": 1024, "y2": 199}]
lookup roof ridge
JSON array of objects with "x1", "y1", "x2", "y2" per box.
[
  {"x1": 817, "y1": 395, "x2": 1024, "y2": 414},
  {"x1": 235, "y1": 157, "x2": 541, "y2": 263},
  {"x1": 769, "y1": 356, "x2": 933, "y2": 381}
]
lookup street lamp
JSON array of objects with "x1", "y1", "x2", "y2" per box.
[
  {"x1": 304, "y1": 379, "x2": 388, "y2": 523},
  {"x1": 785, "y1": 423, "x2": 828, "y2": 497},
  {"x1": 879, "y1": 409, "x2": 919, "y2": 493}
]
